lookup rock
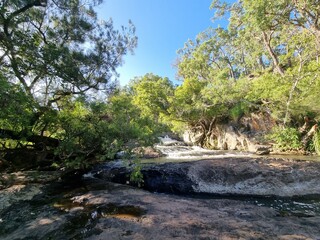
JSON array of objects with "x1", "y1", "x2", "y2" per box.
[
  {"x1": 0, "y1": 159, "x2": 9, "y2": 171},
  {"x1": 183, "y1": 111, "x2": 276, "y2": 152},
  {"x1": 1, "y1": 179, "x2": 320, "y2": 240},
  {"x1": 0, "y1": 184, "x2": 43, "y2": 211},
  {"x1": 249, "y1": 144, "x2": 272, "y2": 155},
  {"x1": 115, "y1": 151, "x2": 127, "y2": 159},
  {"x1": 116, "y1": 147, "x2": 164, "y2": 159},
  {"x1": 0, "y1": 171, "x2": 62, "y2": 190},
  {"x1": 132, "y1": 146, "x2": 164, "y2": 158},
  {"x1": 95, "y1": 157, "x2": 320, "y2": 197},
  {"x1": 183, "y1": 128, "x2": 204, "y2": 146},
  {"x1": 256, "y1": 149, "x2": 270, "y2": 155},
  {"x1": 239, "y1": 112, "x2": 276, "y2": 132}
]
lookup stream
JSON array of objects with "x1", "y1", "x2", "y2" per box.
[
  {"x1": 1, "y1": 137, "x2": 320, "y2": 239},
  {"x1": 125, "y1": 137, "x2": 320, "y2": 217},
  {"x1": 149, "y1": 136, "x2": 320, "y2": 163}
]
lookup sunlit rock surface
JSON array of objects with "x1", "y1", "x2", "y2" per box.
[
  {"x1": 95, "y1": 157, "x2": 320, "y2": 197},
  {"x1": 183, "y1": 112, "x2": 275, "y2": 154},
  {"x1": 1, "y1": 178, "x2": 320, "y2": 239}
]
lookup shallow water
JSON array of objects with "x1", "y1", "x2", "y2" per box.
[
  {"x1": 249, "y1": 197, "x2": 320, "y2": 217},
  {"x1": 142, "y1": 137, "x2": 320, "y2": 164},
  {"x1": 135, "y1": 138, "x2": 320, "y2": 216},
  {"x1": 144, "y1": 145, "x2": 254, "y2": 163}
]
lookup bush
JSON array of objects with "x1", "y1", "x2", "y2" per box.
[
  {"x1": 268, "y1": 127, "x2": 302, "y2": 151},
  {"x1": 312, "y1": 131, "x2": 320, "y2": 155}
]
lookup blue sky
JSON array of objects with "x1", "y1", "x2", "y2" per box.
[{"x1": 97, "y1": 0, "x2": 226, "y2": 86}]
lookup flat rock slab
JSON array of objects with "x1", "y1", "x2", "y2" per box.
[
  {"x1": 95, "y1": 157, "x2": 320, "y2": 197},
  {"x1": 1, "y1": 179, "x2": 320, "y2": 239}
]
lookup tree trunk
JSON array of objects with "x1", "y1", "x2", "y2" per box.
[
  {"x1": 262, "y1": 31, "x2": 285, "y2": 76},
  {"x1": 302, "y1": 124, "x2": 318, "y2": 150}
]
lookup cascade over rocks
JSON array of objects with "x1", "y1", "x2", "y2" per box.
[{"x1": 183, "y1": 112, "x2": 276, "y2": 154}]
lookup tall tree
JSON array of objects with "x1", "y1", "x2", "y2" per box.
[
  {"x1": 0, "y1": 0, "x2": 137, "y2": 106},
  {"x1": 0, "y1": 0, "x2": 137, "y2": 133},
  {"x1": 130, "y1": 73, "x2": 175, "y2": 121}
]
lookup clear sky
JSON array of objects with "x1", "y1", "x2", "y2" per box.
[{"x1": 96, "y1": 0, "x2": 226, "y2": 86}]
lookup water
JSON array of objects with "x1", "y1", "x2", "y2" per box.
[
  {"x1": 2, "y1": 137, "x2": 319, "y2": 239},
  {"x1": 141, "y1": 136, "x2": 320, "y2": 163},
  {"x1": 150, "y1": 145, "x2": 253, "y2": 163},
  {"x1": 247, "y1": 196, "x2": 320, "y2": 217},
  {"x1": 142, "y1": 137, "x2": 320, "y2": 216},
  {"x1": 141, "y1": 136, "x2": 254, "y2": 164}
]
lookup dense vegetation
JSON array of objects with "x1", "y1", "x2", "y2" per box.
[
  {"x1": 0, "y1": 0, "x2": 168, "y2": 170},
  {"x1": 1, "y1": 0, "x2": 320, "y2": 171},
  {"x1": 169, "y1": 0, "x2": 320, "y2": 152}
]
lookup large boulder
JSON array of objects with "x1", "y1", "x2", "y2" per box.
[
  {"x1": 94, "y1": 157, "x2": 320, "y2": 197},
  {"x1": 183, "y1": 112, "x2": 275, "y2": 154}
]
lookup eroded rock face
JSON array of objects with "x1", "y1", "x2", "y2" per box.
[
  {"x1": 95, "y1": 157, "x2": 320, "y2": 197},
  {"x1": 183, "y1": 112, "x2": 275, "y2": 154}
]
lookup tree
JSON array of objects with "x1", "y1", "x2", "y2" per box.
[
  {"x1": 130, "y1": 73, "x2": 175, "y2": 122},
  {"x1": 169, "y1": 0, "x2": 320, "y2": 150},
  {"x1": 0, "y1": 0, "x2": 137, "y2": 133},
  {"x1": 0, "y1": 0, "x2": 140, "y2": 169}
]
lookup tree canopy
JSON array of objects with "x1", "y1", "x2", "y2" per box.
[
  {"x1": 1, "y1": 0, "x2": 320, "y2": 171},
  {"x1": 0, "y1": 0, "x2": 142, "y2": 169},
  {"x1": 0, "y1": 0, "x2": 137, "y2": 103},
  {"x1": 172, "y1": 0, "x2": 320, "y2": 126}
]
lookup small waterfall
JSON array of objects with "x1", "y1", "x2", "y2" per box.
[
  {"x1": 86, "y1": 136, "x2": 320, "y2": 218},
  {"x1": 154, "y1": 136, "x2": 253, "y2": 162}
]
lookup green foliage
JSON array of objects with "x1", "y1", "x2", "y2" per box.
[
  {"x1": 2, "y1": 0, "x2": 320, "y2": 170},
  {"x1": 108, "y1": 90, "x2": 167, "y2": 144},
  {"x1": 312, "y1": 131, "x2": 320, "y2": 155},
  {"x1": 0, "y1": 0, "x2": 137, "y2": 104},
  {"x1": 0, "y1": 0, "x2": 142, "y2": 169},
  {"x1": 268, "y1": 127, "x2": 302, "y2": 151},
  {"x1": 51, "y1": 93, "x2": 161, "y2": 166},
  {"x1": 0, "y1": 76, "x2": 36, "y2": 132},
  {"x1": 229, "y1": 102, "x2": 250, "y2": 121},
  {"x1": 169, "y1": 78, "x2": 206, "y2": 123},
  {"x1": 169, "y1": 1, "x2": 320, "y2": 156},
  {"x1": 129, "y1": 162, "x2": 144, "y2": 187},
  {"x1": 130, "y1": 74, "x2": 175, "y2": 121}
]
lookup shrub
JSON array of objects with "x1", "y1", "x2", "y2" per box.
[
  {"x1": 268, "y1": 127, "x2": 302, "y2": 151},
  {"x1": 312, "y1": 131, "x2": 320, "y2": 155}
]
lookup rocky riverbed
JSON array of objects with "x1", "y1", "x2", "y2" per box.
[
  {"x1": 1, "y1": 176, "x2": 320, "y2": 240},
  {"x1": 1, "y1": 156, "x2": 320, "y2": 239}
]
